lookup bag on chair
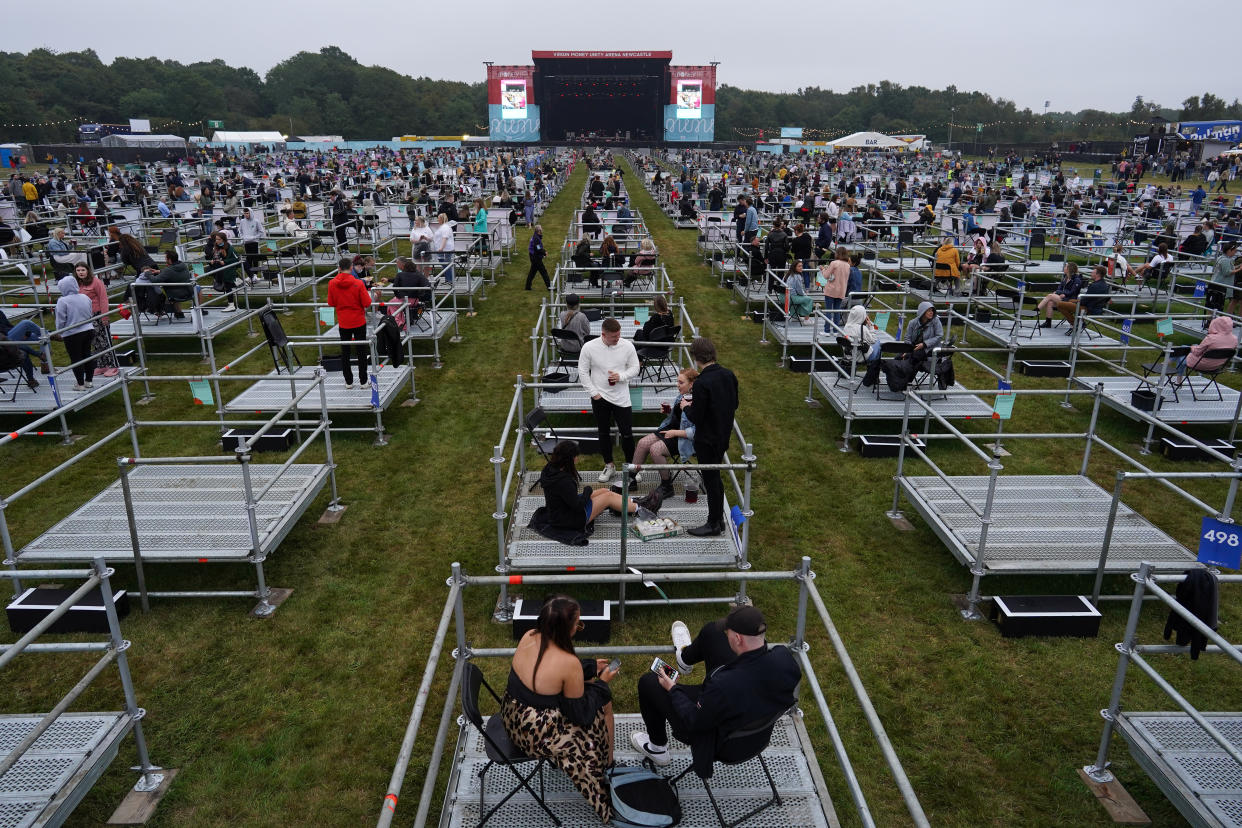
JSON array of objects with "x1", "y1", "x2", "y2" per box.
[{"x1": 606, "y1": 766, "x2": 682, "y2": 827}]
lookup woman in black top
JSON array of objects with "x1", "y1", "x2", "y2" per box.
[{"x1": 534, "y1": 441, "x2": 642, "y2": 539}]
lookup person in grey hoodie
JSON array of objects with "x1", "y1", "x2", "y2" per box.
[
  {"x1": 53, "y1": 275, "x2": 96, "y2": 389},
  {"x1": 905, "y1": 301, "x2": 943, "y2": 363}
]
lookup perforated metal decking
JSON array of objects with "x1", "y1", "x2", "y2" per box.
[
  {"x1": 900, "y1": 474, "x2": 1193, "y2": 574},
  {"x1": 1074, "y1": 375, "x2": 1242, "y2": 425},
  {"x1": 16, "y1": 464, "x2": 329, "y2": 563},
  {"x1": 508, "y1": 472, "x2": 741, "y2": 571},
  {"x1": 1117, "y1": 712, "x2": 1242, "y2": 828},
  {"x1": 438, "y1": 714, "x2": 835, "y2": 828},
  {"x1": 224, "y1": 366, "x2": 411, "y2": 413},
  {"x1": 810, "y1": 371, "x2": 996, "y2": 420},
  {"x1": 0, "y1": 713, "x2": 133, "y2": 828}
]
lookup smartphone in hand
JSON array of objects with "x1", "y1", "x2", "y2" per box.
[
  {"x1": 607, "y1": 657, "x2": 621, "y2": 673},
  {"x1": 650, "y1": 657, "x2": 679, "y2": 683}
]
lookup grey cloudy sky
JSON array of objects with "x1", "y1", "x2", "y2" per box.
[{"x1": 6, "y1": 0, "x2": 1239, "y2": 115}]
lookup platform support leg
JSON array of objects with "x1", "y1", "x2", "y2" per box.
[{"x1": 963, "y1": 459, "x2": 1003, "y2": 621}]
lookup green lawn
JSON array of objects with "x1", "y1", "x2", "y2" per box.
[{"x1": 0, "y1": 158, "x2": 1238, "y2": 827}]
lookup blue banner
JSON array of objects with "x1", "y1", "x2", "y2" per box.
[
  {"x1": 663, "y1": 104, "x2": 715, "y2": 143},
  {"x1": 488, "y1": 104, "x2": 541, "y2": 143}
]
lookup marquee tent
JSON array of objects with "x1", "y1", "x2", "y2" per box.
[
  {"x1": 100, "y1": 134, "x2": 187, "y2": 149},
  {"x1": 209, "y1": 130, "x2": 286, "y2": 145},
  {"x1": 828, "y1": 131, "x2": 907, "y2": 149}
]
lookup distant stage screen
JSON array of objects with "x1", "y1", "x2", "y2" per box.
[
  {"x1": 501, "y1": 80, "x2": 528, "y2": 119},
  {"x1": 676, "y1": 81, "x2": 702, "y2": 119}
]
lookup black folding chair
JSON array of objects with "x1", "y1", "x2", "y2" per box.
[
  {"x1": 522, "y1": 406, "x2": 598, "y2": 464},
  {"x1": 833, "y1": 335, "x2": 869, "y2": 389},
  {"x1": 1138, "y1": 345, "x2": 1191, "y2": 405},
  {"x1": 1142, "y1": 260, "x2": 1174, "y2": 298},
  {"x1": 1188, "y1": 347, "x2": 1237, "y2": 402},
  {"x1": 667, "y1": 706, "x2": 793, "y2": 828},
  {"x1": 548, "y1": 328, "x2": 582, "y2": 380},
  {"x1": 460, "y1": 663, "x2": 560, "y2": 828},
  {"x1": 258, "y1": 305, "x2": 300, "y2": 374},
  {"x1": 638, "y1": 324, "x2": 679, "y2": 383}
]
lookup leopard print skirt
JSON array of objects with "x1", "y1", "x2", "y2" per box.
[{"x1": 500, "y1": 693, "x2": 613, "y2": 823}]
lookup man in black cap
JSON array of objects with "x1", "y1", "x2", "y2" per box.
[{"x1": 631, "y1": 606, "x2": 801, "y2": 774}]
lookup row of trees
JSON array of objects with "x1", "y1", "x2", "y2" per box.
[{"x1": 2, "y1": 47, "x2": 1239, "y2": 145}]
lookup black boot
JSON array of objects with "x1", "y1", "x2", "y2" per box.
[
  {"x1": 687, "y1": 521, "x2": 724, "y2": 537},
  {"x1": 1040, "y1": 318, "x2": 1052, "y2": 328}
]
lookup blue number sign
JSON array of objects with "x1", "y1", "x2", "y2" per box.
[{"x1": 1199, "y1": 516, "x2": 1242, "y2": 569}]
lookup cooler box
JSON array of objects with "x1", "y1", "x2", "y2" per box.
[
  {"x1": 989, "y1": 595, "x2": 1100, "y2": 638},
  {"x1": 8, "y1": 586, "x2": 130, "y2": 634},
  {"x1": 1019, "y1": 360, "x2": 1072, "y2": 378},
  {"x1": 513, "y1": 598, "x2": 611, "y2": 643},
  {"x1": 857, "y1": 434, "x2": 925, "y2": 458}
]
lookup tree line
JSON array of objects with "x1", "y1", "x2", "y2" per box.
[{"x1": 1, "y1": 47, "x2": 1238, "y2": 146}]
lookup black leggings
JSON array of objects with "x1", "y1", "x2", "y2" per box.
[
  {"x1": 338, "y1": 324, "x2": 368, "y2": 385},
  {"x1": 63, "y1": 330, "x2": 95, "y2": 385}
]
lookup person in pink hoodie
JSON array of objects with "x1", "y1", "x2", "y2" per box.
[
  {"x1": 73, "y1": 262, "x2": 118, "y2": 377},
  {"x1": 1176, "y1": 315, "x2": 1238, "y2": 382}
]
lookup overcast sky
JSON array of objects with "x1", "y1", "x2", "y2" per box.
[{"x1": 5, "y1": 0, "x2": 1239, "y2": 116}]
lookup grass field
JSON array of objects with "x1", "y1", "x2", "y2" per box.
[{"x1": 1, "y1": 157, "x2": 1239, "y2": 827}]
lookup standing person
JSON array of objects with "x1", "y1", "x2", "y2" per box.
[
  {"x1": 732, "y1": 196, "x2": 748, "y2": 244},
  {"x1": 1218, "y1": 242, "x2": 1242, "y2": 319},
  {"x1": 73, "y1": 262, "x2": 117, "y2": 377},
  {"x1": 525, "y1": 224, "x2": 550, "y2": 289},
  {"x1": 817, "y1": 246, "x2": 851, "y2": 330},
  {"x1": 432, "y1": 212, "x2": 455, "y2": 283},
  {"x1": 578, "y1": 318, "x2": 639, "y2": 483},
  {"x1": 683, "y1": 338, "x2": 739, "y2": 537},
  {"x1": 743, "y1": 196, "x2": 759, "y2": 242},
  {"x1": 52, "y1": 275, "x2": 96, "y2": 390},
  {"x1": 237, "y1": 207, "x2": 264, "y2": 283},
  {"x1": 327, "y1": 256, "x2": 373, "y2": 390}
]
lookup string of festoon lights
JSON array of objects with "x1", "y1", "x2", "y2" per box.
[{"x1": 0, "y1": 116, "x2": 200, "y2": 129}]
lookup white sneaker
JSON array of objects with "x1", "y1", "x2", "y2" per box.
[
  {"x1": 223, "y1": 303, "x2": 236, "y2": 312},
  {"x1": 632, "y1": 470, "x2": 643, "y2": 484},
  {"x1": 598, "y1": 462, "x2": 615, "y2": 483},
  {"x1": 72, "y1": 383, "x2": 85, "y2": 391},
  {"x1": 343, "y1": 382, "x2": 354, "y2": 390},
  {"x1": 671, "y1": 621, "x2": 693, "y2": 674},
  {"x1": 630, "y1": 731, "x2": 671, "y2": 767},
  {"x1": 84, "y1": 382, "x2": 94, "y2": 389}
]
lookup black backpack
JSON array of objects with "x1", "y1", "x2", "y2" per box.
[
  {"x1": 606, "y1": 766, "x2": 682, "y2": 827},
  {"x1": 376, "y1": 314, "x2": 402, "y2": 363}
]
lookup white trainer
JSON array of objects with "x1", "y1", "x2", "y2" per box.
[
  {"x1": 671, "y1": 621, "x2": 694, "y2": 674},
  {"x1": 598, "y1": 462, "x2": 615, "y2": 483},
  {"x1": 630, "y1": 731, "x2": 671, "y2": 767}
]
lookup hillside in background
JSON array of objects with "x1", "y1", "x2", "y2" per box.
[{"x1": 1, "y1": 47, "x2": 1238, "y2": 144}]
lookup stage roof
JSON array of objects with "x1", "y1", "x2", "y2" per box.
[{"x1": 532, "y1": 51, "x2": 671, "y2": 60}]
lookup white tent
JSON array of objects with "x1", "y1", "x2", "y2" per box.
[
  {"x1": 100, "y1": 134, "x2": 187, "y2": 150},
  {"x1": 828, "y1": 131, "x2": 907, "y2": 149},
  {"x1": 209, "y1": 130, "x2": 286, "y2": 145}
]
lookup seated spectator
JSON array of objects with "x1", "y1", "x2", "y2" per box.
[
  {"x1": 630, "y1": 605, "x2": 801, "y2": 772},
  {"x1": 391, "y1": 256, "x2": 432, "y2": 308},
  {"x1": 558, "y1": 293, "x2": 591, "y2": 355},
  {"x1": 148, "y1": 250, "x2": 197, "y2": 318},
  {"x1": 1172, "y1": 316, "x2": 1238, "y2": 382},
  {"x1": 0, "y1": 309, "x2": 49, "y2": 391},
  {"x1": 1037, "y1": 262, "x2": 1083, "y2": 328},
  {"x1": 571, "y1": 234, "x2": 594, "y2": 271},
  {"x1": 46, "y1": 227, "x2": 88, "y2": 269},
  {"x1": 501, "y1": 595, "x2": 618, "y2": 823},
  {"x1": 843, "y1": 304, "x2": 881, "y2": 363},
  {"x1": 107, "y1": 226, "x2": 157, "y2": 276},
  {"x1": 785, "y1": 261, "x2": 814, "y2": 322},
  {"x1": 962, "y1": 236, "x2": 989, "y2": 294},
  {"x1": 630, "y1": 367, "x2": 698, "y2": 498},
  {"x1": 1058, "y1": 264, "x2": 1110, "y2": 326},
  {"x1": 528, "y1": 440, "x2": 660, "y2": 546},
  {"x1": 933, "y1": 237, "x2": 962, "y2": 294},
  {"x1": 631, "y1": 238, "x2": 657, "y2": 280}
]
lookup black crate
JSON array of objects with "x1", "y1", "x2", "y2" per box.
[
  {"x1": 222, "y1": 427, "x2": 294, "y2": 453},
  {"x1": 1131, "y1": 389, "x2": 1158, "y2": 411},
  {"x1": 1019, "y1": 360, "x2": 1072, "y2": 378},
  {"x1": 788, "y1": 356, "x2": 814, "y2": 374},
  {"x1": 1161, "y1": 437, "x2": 1236, "y2": 461},
  {"x1": 857, "y1": 434, "x2": 926, "y2": 458},
  {"x1": 513, "y1": 598, "x2": 610, "y2": 643},
  {"x1": 8, "y1": 586, "x2": 130, "y2": 634},
  {"x1": 749, "y1": 310, "x2": 765, "y2": 325},
  {"x1": 989, "y1": 595, "x2": 1100, "y2": 638},
  {"x1": 115, "y1": 349, "x2": 137, "y2": 367}
]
